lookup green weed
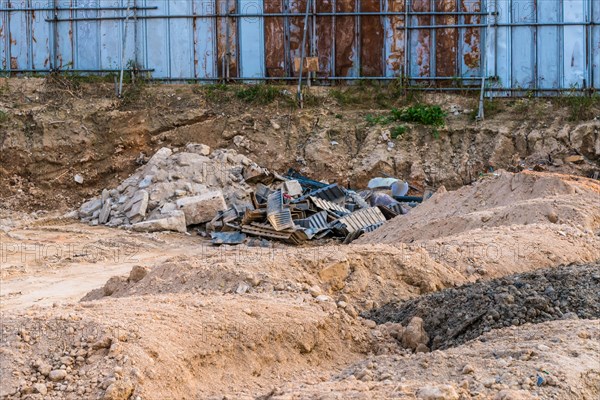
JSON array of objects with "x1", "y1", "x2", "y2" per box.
[
  {"x1": 390, "y1": 125, "x2": 407, "y2": 139},
  {"x1": 391, "y1": 104, "x2": 446, "y2": 126},
  {"x1": 235, "y1": 84, "x2": 280, "y2": 104}
]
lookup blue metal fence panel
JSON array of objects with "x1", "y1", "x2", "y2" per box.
[
  {"x1": 493, "y1": 0, "x2": 510, "y2": 90},
  {"x1": 193, "y1": 0, "x2": 216, "y2": 79},
  {"x1": 461, "y1": 0, "x2": 482, "y2": 79},
  {"x1": 537, "y1": 0, "x2": 560, "y2": 90},
  {"x1": 0, "y1": 0, "x2": 598, "y2": 91},
  {"x1": 563, "y1": 0, "x2": 586, "y2": 88},
  {"x1": 511, "y1": 0, "x2": 535, "y2": 90},
  {"x1": 238, "y1": 0, "x2": 265, "y2": 79}
]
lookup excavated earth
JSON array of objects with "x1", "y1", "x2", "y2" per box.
[
  {"x1": 0, "y1": 78, "x2": 599, "y2": 400},
  {"x1": 367, "y1": 263, "x2": 600, "y2": 350}
]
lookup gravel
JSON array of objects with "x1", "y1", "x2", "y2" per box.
[{"x1": 366, "y1": 262, "x2": 600, "y2": 350}]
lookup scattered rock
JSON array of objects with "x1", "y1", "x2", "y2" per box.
[
  {"x1": 131, "y1": 210, "x2": 187, "y2": 233},
  {"x1": 402, "y1": 317, "x2": 429, "y2": 352},
  {"x1": 102, "y1": 380, "x2": 134, "y2": 400},
  {"x1": 128, "y1": 265, "x2": 150, "y2": 283},
  {"x1": 416, "y1": 385, "x2": 459, "y2": 400},
  {"x1": 48, "y1": 369, "x2": 68, "y2": 382},
  {"x1": 547, "y1": 211, "x2": 559, "y2": 223},
  {"x1": 33, "y1": 383, "x2": 48, "y2": 395},
  {"x1": 176, "y1": 191, "x2": 227, "y2": 225}
]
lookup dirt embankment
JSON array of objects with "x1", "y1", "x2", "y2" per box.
[{"x1": 1, "y1": 78, "x2": 598, "y2": 213}]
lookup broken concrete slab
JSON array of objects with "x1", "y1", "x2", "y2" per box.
[
  {"x1": 131, "y1": 210, "x2": 187, "y2": 233},
  {"x1": 176, "y1": 191, "x2": 227, "y2": 225},
  {"x1": 79, "y1": 199, "x2": 103, "y2": 218},
  {"x1": 185, "y1": 143, "x2": 211, "y2": 156},
  {"x1": 126, "y1": 190, "x2": 149, "y2": 221},
  {"x1": 98, "y1": 200, "x2": 112, "y2": 224}
]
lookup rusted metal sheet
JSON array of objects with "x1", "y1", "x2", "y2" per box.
[
  {"x1": 264, "y1": 0, "x2": 285, "y2": 77},
  {"x1": 461, "y1": 0, "x2": 481, "y2": 76},
  {"x1": 384, "y1": 0, "x2": 406, "y2": 76},
  {"x1": 1, "y1": 0, "x2": 596, "y2": 93},
  {"x1": 436, "y1": 0, "x2": 458, "y2": 78},
  {"x1": 288, "y1": 0, "x2": 309, "y2": 77},
  {"x1": 411, "y1": 0, "x2": 430, "y2": 77},
  {"x1": 315, "y1": 0, "x2": 333, "y2": 77},
  {"x1": 360, "y1": 0, "x2": 384, "y2": 76},
  {"x1": 335, "y1": 0, "x2": 356, "y2": 77},
  {"x1": 216, "y1": 0, "x2": 237, "y2": 78}
]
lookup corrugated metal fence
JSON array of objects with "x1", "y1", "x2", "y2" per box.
[{"x1": 1, "y1": 1, "x2": 599, "y2": 93}]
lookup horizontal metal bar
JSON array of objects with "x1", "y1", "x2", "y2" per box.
[
  {"x1": 1, "y1": 6, "x2": 157, "y2": 12},
  {"x1": 148, "y1": 76, "x2": 488, "y2": 82},
  {"x1": 396, "y1": 22, "x2": 596, "y2": 29},
  {"x1": 8, "y1": 10, "x2": 492, "y2": 17},
  {"x1": 45, "y1": 14, "x2": 595, "y2": 27},
  {"x1": 0, "y1": 68, "x2": 154, "y2": 73}
]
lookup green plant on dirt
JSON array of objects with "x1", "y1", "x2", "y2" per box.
[
  {"x1": 512, "y1": 98, "x2": 531, "y2": 115},
  {"x1": 0, "y1": 110, "x2": 8, "y2": 123},
  {"x1": 119, "y1": 77, "x2": 149, "y2": 107},
  {"x1": 366, "y1": 104, "x2": 446, "y2": 128},
  {"x1": 365, "y1": 113, "x2": 393, "y2": 126},
  {"x1": 390, "y1": 125, "x2": 407, "y2": 139},
  {"x1": 391, "y1": 104, "x2": 446, "y2": 126},
  {"x1": 235, "y1": 84, "x2": 280, "y2": 104},
  {"x1": 469, "y1": 99, "x2": 501, "y2": 121},
  {"x1": 330, "y1": 88, "x2": 363, "y2": 105},
  {"x1": 198, "y1": 83, "x2": 231, "y2": 103},
  {"x1": 556, "y1": 93, "x2": 600, "y2": 122}
]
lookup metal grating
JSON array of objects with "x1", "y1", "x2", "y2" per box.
[
  {"x1": 332, "y1": 207, "x2": 387, "y2": 234},
  {"x1": 266, "y1": 190, "x2": 294, "y2": 231},
  {"x1": 293, "y1": 184, "x2": 346, "y2": 205}
]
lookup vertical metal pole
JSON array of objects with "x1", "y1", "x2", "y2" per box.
[
  {"x1": 297, "y1": 0, "x2": 311, "y2": 106},
  {"x1": 586, "y1": 0, "x2": 592, "y2": 92},
  {"x1": 310, "y1": 0, "x2": 316, "y2": 86},
  {"x1": 355, "y1": 0, "x2": 360, "y2": 77},
  {"x1": 430, "y1": 0, "x2": 435, "y2": 80},
  {"x1": 332, "y1": 0, "x2": 336, "y2": 80},
  {"x1": 118, "y1": 0, "x2": 132, "y2": 97},
  {"x1": 133, "y1": 0, "x2": 138, "y2": 82},
  {"x1": 404, "y1": 0, "x2": 409, "y2": 80},
  {"x1": 477, "y1": 1, "x2": 492, "y2": 120},
  {"x1": 533, "y1": 0, "x2": 538, "y2": 94},
  {"x1": 225, "y1": 0, "x2": 230, "y2": 80},
  {"x1": 52, "y1": 0, "x2": 59, "y2": 69}
]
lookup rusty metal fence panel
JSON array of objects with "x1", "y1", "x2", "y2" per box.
[{"x1": 1, "y1": 0, "x2": 598, "y2": 92}]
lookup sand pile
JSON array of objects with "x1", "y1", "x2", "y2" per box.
[{"x1": 357, "y1": 170, "x2": 600, "y2": 244}]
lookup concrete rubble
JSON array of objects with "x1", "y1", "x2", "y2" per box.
[{"x1": 79, "y1": 144, "x2": 419, "y2": 244}]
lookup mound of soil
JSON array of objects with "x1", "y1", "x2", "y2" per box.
[
  {"x1": 367, "y1": 263, "x2": 600, "y2": 350},
  {"x1": 357, "y1": 170, "x2": 600, "y2": 244},
  {"x1": 269, "y1": 319, "x2": 600, "y2": 400}
]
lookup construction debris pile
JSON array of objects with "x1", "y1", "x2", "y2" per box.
[{"x1": 78, "y1": 144, "x2": 419, "y2": 245}]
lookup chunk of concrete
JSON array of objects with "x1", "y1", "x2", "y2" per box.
[
  {"x1": 185, "y1": 143, "x2": 211, "y2": 156},
  {"x1": 176, "y1": 191, "x2": 227, "y2": 225},
  {"x1": 99, "y1": 199, "x2": 112, "y2": 224},
  {"x1": 125, "y1": 190, "x2": 149, "y2": 221},
  {"x1": 131, "y1": 210, "x2": 187, "y2": 233},
  {"x1": 79, "y1": 198, "x2": 102, "y2": 218},
  {"x1": 146, "y1": 147, "x2": 172, "y2": 166}
]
